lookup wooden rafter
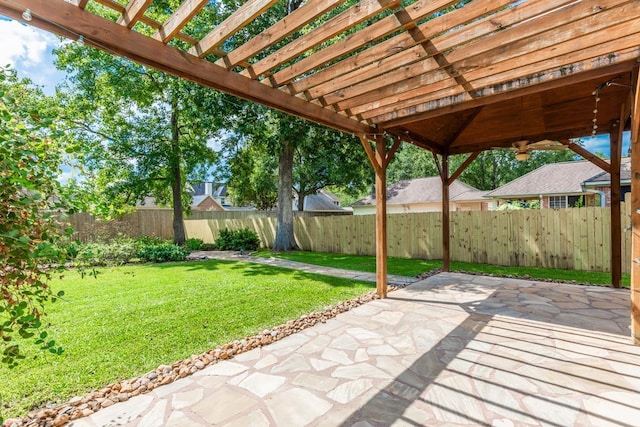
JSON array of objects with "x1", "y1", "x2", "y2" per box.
[
  {"x1": 94, "y1": 0, "x2": 199, "y2": 46},
  {"x1": 448, "y1": 152, "x2": 480, "y2": 185},
  {"x1": 116, "y1": 0, "x2": 152, "y2": 29},
  {"x1": 240, "y1": 0, "x2": 400, "y2": 80},
  {"x1": 153, "y1": 0, "x2": 208, "y2": 43},
  {"x1": 290, "y1": 0, "x2": 522, "y2": 97},
  {"x1": 216, "y1": 0, "x2": 345, "y2": 70},
  {"x1": 268, "y1": 0, "x2": 459, "y2": 89},
  {"x1": 189, "y1": 0, "x2": 279, "y2": 58},
  {"x1": 382, "y1": 61, "x2": 637, "y2": 132},
  {"x1": 341, "y1": 0, "x2": 639, "y2": 120}
]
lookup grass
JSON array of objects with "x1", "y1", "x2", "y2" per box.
[
  {"x1": 256, "y1": 250, "x2": 630, "y2": 287},
  {"x1": 0, "y1": 260, "x2": 374, "y2": 419}
]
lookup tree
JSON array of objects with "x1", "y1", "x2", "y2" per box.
[
  {"x1": 225, "y1": 140, "x2": 279, "y2": 210},
  {"x1": 53, "y1": 46, "x2": 223, "y2": 245},
  {"x1": 292, "y1": 126, "x2": 369, "y2": 212},
  {"x1": 388, "y1": 143, "x2": 579, "y2": 190},
  {"x1": 0, "y1": 67, "x2": 71, "y2": 369}
]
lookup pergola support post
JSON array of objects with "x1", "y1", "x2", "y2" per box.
[
  {"x1": 442, "y1": 155, "x2": 450, "y2": 272},
  {"x1": 359, "y1": 134, "x2": 400, "y2": 298},
  {"x1": 630, "y1": 70, "x2": 640, "y2": 344},
  {"x1": 610, "y1": 117, "x2": 623, "y2": 288}
]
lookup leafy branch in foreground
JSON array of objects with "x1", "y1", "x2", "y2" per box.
[{"x1": 0, "y1": 67, "x2": 73, "y2": 369}]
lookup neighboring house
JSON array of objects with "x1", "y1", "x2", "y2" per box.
[
  {"x1": 582, "y1": 157, "x2": 631, "y2": 206},
  {"x1": 192, "y1": 182, "x2": 229, "y2": 207},
  {"x1": 485, "y1": 158, "x2": 630, "y2": 208},
  {"x1": 293, "y1": 190, "x2": 345, "y2": 212},
  {"x1": 137, "y1": 195, "x2": 224, "y2": 211},
  {"x1": 351, "y1": 177, "x2": 491, "y2": 215}
]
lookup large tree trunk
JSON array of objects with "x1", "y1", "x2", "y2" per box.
[
  {"x1": 170, "y1": 103, "x2": 186, "y2": 245},
  {"x1": 274, "y1": 140, "x2": 298, "y2": 251}
]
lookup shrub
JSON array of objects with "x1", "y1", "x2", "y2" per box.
[
  {"x1": 137, "y1": 244, "x2": 188, "y2": 263},
  {"x1": 74, "y1": 239, "x2": 138, "y2": 267},
  {"x1": 185, "y1": 238, "x2": 204, "y2": 251},
  {"x1": 199, "y1": 243, "x2": 217, "y2": 251},
  {"x1": 133, "y1": 235, "x2": 171, "y2": 251},
  {"x1": 214, "y1": 228, "x2": 260, "y2": 251}
]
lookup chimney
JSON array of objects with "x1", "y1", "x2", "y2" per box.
[{"x1": 205, "y1": 182, "x2": 213, "y2": 196}]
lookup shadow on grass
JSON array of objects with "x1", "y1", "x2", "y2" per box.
[{"x1": 159, "y1": 258, "x2": 376, "y2": 289}]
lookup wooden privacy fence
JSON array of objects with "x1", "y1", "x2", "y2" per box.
[
  {"x1": 66, "y1": 209, "x2": 351, "y2": 242},
  {"x1": 184, "y1": 204, "x2": 631, "y2": 274}
]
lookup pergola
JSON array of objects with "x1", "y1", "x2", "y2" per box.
[{"x1": 2, "y1": 0, "x2": 639, "y2": 343}]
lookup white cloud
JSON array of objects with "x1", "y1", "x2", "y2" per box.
[{"x1": 0, "y1": 19, "x2": 58, "y2": 68}]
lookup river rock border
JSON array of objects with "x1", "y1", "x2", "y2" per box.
[{"x1": 7, "y1": 271, "x2": 435, "y2": 427}]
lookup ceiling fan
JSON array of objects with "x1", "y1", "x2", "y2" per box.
[{"x1": 511, "y1": 139, "x2": 567, "y2": 161}]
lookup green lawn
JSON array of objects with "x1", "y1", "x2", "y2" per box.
[
  {"x1": 256, "y1": 250, "x2": 630, "y2": 287},
  {"x1": 0, "y1": 260, "x2": 374, "y2": 418}
]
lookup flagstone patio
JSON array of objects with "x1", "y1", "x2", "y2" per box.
[{"x1": 67, "y1": 272, "x2": 639, "y2": 427}]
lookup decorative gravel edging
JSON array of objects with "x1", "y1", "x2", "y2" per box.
[{"x1": 8, "y1": 276, "x2": 424, "y2": 427}]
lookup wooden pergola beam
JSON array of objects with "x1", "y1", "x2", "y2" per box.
[
  {"x1": 290, "y1": 0, "x2": 537, "y2": 96},
  {"x1": 314, "y1": 0, "x2": 608, "y2": 109},
  {"x1": 116, "y1": 0, "x2": 153, "y2": 29},
  {"x1": 189, "y1": 0, "x2": 279, "y2": 58},
  {"x1": 268, "y1": 0, "x2": 459, "y2": 88},
  {"x1": 610, "y1": 116, "x2": 624, "y2": 288},
  {"x1": 631, "y1": 68, "x2": 640, "y2": 344},
  {"x1": 448, "y1": 151, "x2": 480, "y2": 185},
  {"x1": 568, "y1": 143, "x2": 611, "y2": 173},
  {"x1": 216, "y1": 0, "x2": 345, "y2": 69},
  {"x1": 0, "y1": 0, "x2": 370, "y2": 137},
  {"x1": 380, "y1": 60, "x2": 637, "y2": 129},
  {"x1": 240, "y1": 0, "x2": 400, "y2": 80},
  {"x1": 153, "y1": 0, "x2": 209, "y2": 43}
]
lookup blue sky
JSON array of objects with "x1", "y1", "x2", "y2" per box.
[{"x1": 0, "y1": 16, "x2": 631, "y2": 162}]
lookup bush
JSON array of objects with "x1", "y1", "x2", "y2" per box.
[
  {"x1": 73, "y1": 238, "x2": 138, "y2": 266},
  {"x1": 199, "y1": 243, "x2": 217, "y2": 251},
  {"x1": 137, "y1": 244, "x2": 188, "y2": 263},
  {"x1": 185, "y1": 238, "x2": 204, "y2": 251},
  {"x1": 214, "y1": 228, "x2": 260, "y2": 251},
  {"x1": 134, "y1": 235, "x2": 170, "y2": 247}
]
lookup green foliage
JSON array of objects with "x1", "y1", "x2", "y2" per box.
[
  {"x1": 185, "y1": 238, "x2": 204, "y2": 251},
  {"x1": 199, "y1": 243, "x2": 217, "y2": 251},
  {"x1": 388, "y1": 143, "x2": 580, "y2": 191},
  {"x1": 0, "y1": 67, "x2": 72, "y2": 368},
  {"x1": 137, "y1": 244, "x2": 188, "y2": 263},
  {"x1": 73, "y1": 238, "x2": 138, "y2": 266},
  {"x1": 215, "y1": 228, "x2": 261, "y2": 251},
  {"x1": 53, "y1": 40, "x2": 224, "y2": 244}
]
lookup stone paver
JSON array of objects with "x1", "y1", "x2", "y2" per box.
[{"x1": 69, "y1": 272, "x2": 640, "y2": 427}]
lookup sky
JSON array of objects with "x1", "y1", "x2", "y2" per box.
[{"x1": 0, "y1": 16, "x2": 632, "y2": 161}]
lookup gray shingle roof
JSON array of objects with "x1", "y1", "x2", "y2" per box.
[
  {"x1": 485, "y1": 160, "x2": 604, "y2": 198},
  {"x1": 583, "y1": 157, "x2": 630, "y2": 184},
  {"x1": 352, "y1": 177, "x2": 487, "y2": 206}
]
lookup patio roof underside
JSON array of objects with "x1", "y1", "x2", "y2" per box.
[{"x1": 2, "y1": 0, "x2": 639, "y2": 154}]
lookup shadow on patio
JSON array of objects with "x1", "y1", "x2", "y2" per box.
[{"x1": 339, "y1": 273, "x2": 638, "y2": 426}]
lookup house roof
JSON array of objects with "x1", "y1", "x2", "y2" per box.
[
  {"x1": 583, "y1": 157, "x2": 631, "y2": 185},
  {"x1": 485, "y1": 160, "x2": 605, "y2": 198},
  {"x1": 353, "y1": 177, "x2": 487, "y2": 207},
  {"x1": 294, "y1": 193, "x2": 344, "y2": 212},
  {"x1": 137, "y1": 195, "x2": 222, "y2": 209}
]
